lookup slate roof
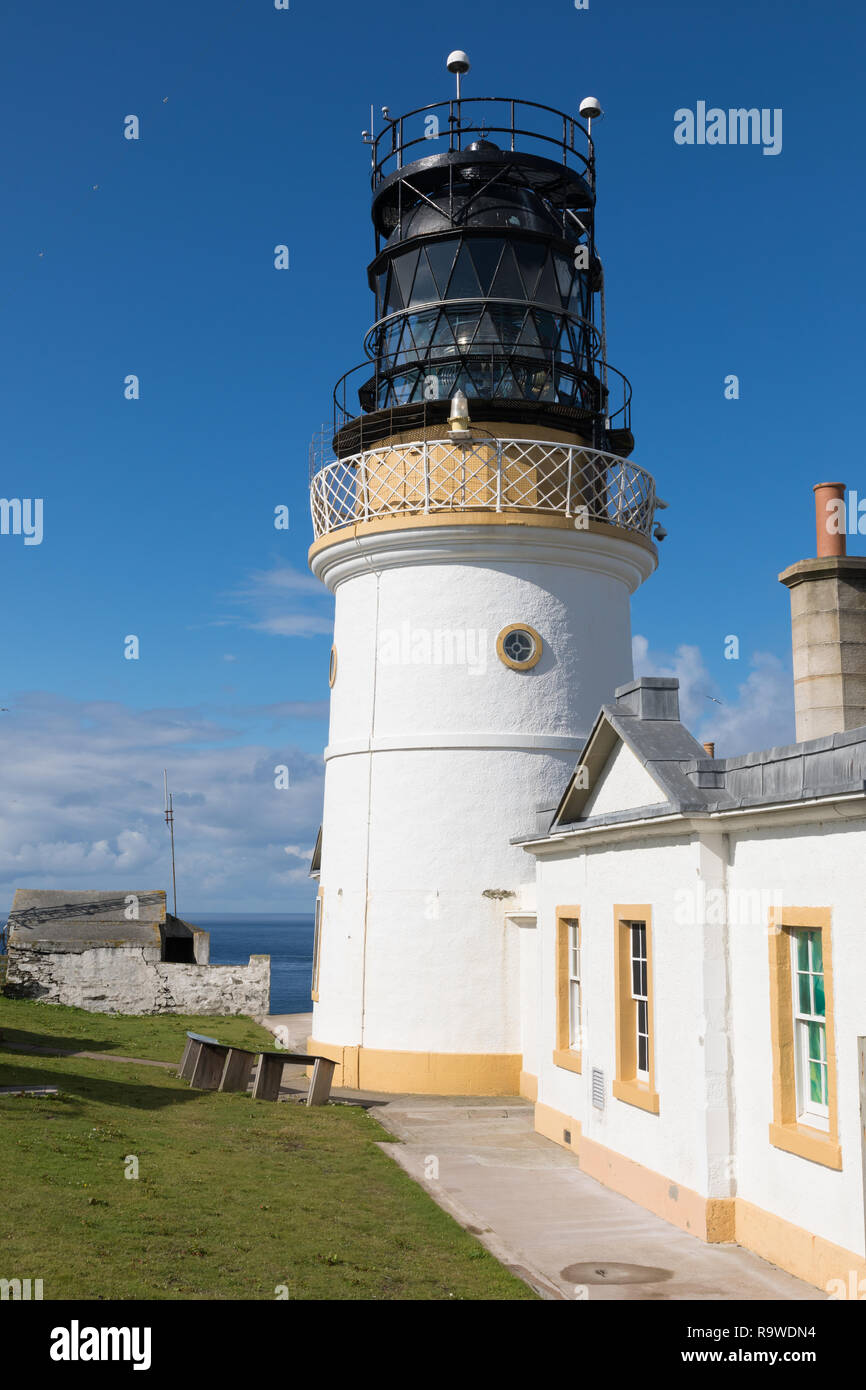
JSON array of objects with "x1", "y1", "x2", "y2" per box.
[{"x1": 515, "y1": 677, "x2": 866, "y2": 842}]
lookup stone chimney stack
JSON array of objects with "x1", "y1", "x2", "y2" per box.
[{"x1": 779, "y1": 482, "x2": 866, "y2": 741}]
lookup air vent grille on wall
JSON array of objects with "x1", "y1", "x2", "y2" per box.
[{"x1": 592, "y1": 1067, "x2": 605, "y2": 1109}]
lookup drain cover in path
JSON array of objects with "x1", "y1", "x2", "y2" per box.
[{"x1": 561, "y1": 1262, "x2": 672, "y2": 1285}]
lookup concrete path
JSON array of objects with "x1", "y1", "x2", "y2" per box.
[
  {"x1": 372, "y1": 1094, "x2": 823, "y2": 1302},
  {"x1": 257, "y1": 1013, "x2": 312, "y2": 1049},
  {"x1": 254, "y1": 1016, "x2": 822, "y2": 1300}
]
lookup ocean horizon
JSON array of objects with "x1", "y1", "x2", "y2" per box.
[{"x1": 192, "y1": 913, "x2": 314, "y2": 1016}]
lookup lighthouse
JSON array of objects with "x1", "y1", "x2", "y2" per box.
[{"x1": 307, "y1": 57, "x2": 661, "y2": 1094}]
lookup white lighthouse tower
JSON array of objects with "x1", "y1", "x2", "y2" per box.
[{"x1": 308, "y1": 62, "x2": 660, "y2": 1093}]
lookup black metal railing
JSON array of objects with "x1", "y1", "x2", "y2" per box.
[
  {"x1": 371, "y1": 97, "x2": 595, "y2": 189},
  {"x1": 326, "y1": 348, "x2": 631, "y2": 437}
]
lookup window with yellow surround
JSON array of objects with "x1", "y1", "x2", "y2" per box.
[
  {"x1": 768, "y1": 907, "x2": 840, "y2": 1168},
  {"x1": 553, "y1": 907, "x2": 582, "y2": 1073},
  {"x1": 612, "y1": 906, "x2": 659, "y2": 1114}
]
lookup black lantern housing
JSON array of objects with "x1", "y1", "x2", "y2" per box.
[{"x1": 328, "y1": 95, "x2": 633, "y2": 460}]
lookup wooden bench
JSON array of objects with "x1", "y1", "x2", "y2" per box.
[
  {"x1": 181, "y1": 1033, "x2": 256, "y2": 1094},
  {"x1": 252, "y1": 1051, "x2": 335, "y2": 1106},
  {"x1": 179, "y1": 1032, "x2": 218, "y2": 1082},
  {"x1": 179, "y1": 1032, "x2": 335, "y2": 1106}
]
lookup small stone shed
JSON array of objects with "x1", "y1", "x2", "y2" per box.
[{"x1": 3, "y1": 889, "x2": 269, "y2": 1016}]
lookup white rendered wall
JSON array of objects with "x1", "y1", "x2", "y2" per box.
[
  {"x1": 312, "y1": 521, "x2": 655, "y2": 1058},
  {"x1": 580, "y1": 740, "x2": 668, "y2": 818},
  {"x1": 530, "y1": 809, "x2": 866, "y2": 1259},
  {"x1": 727, "y1": 816, "x2": 866, "y2": 1258},
  {"x1": 533, "y1": 835, "x2": 707, "y2": 1189}
]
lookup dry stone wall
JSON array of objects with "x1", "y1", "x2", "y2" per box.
[{"x1": 5, "y1": 945, "x2": 270, "y2": 1016}]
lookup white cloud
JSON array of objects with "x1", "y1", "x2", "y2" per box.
[
  {"x1": 632, "y1": 636, "x2": 794, "y2": 756},
  {"x1": 224, "y1": 564, "x2": 334, "y2": 640},
  {"x1": 244, "y1": 566, "x2": 323, "y2": 595},
  {"x1": 631, "y1": 635, "x2": 712, "y2": 725},
  {"x1": 701, "y1": 652, "x2": 795, "y2": 756},
  {"x1": 252, "y1": 614, "x2": 334, "y2": 637},
  {"x1": 0, "y1": 693, "x2": 324, "y2": 917}
]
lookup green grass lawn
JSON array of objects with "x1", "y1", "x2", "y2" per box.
[{"x1": 0, "y1": 994, "x2": 536, "y2": 1301}]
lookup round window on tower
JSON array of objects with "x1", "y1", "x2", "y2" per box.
[
  {"x1": 496, "y1": 623, "x2": 542, "y2": 671},
  {"x1": 328, "y1": 645, "x2": 338, "y2": 688}
]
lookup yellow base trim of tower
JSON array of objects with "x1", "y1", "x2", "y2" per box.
[{"x1": 307, "y1": 1039, "x2": 521, "y2": 1095}]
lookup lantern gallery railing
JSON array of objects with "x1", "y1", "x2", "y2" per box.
[
  {"x1": 310, "y1": 438, "x2": 656, "y2": 541},
  {"x1": 329, "y1": 354, "x2": 633, "y2": 437},
  {"x1": 370, "y1": 97, "x2": 595, "y2": 190}
]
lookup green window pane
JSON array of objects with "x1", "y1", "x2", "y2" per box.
[
  {"x1": 809, "y1": 1060, "x2": 826, "y2": 1106},
  {"x1": 814, "y1": 972, "x2": 825, "y2": 1017},
  {"x1": 807, "y1": 1020, "x2": 824, "y2": 1061},
  {"x1": 798, "y1": 971, "x2": 811, "y2": 1015},
  {"x1": 796, "y1": 932, "x2": 810, "y2": 972},
  {"x1": 810, "y1": 930, "x2": 823, "y2": 973}
]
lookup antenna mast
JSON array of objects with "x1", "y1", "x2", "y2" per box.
[{"x1": 163, "y1": 769, "x2": 178, "y2": 917}]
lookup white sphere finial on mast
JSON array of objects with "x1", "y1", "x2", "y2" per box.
[
  {"x1": 446, "y1": 49, "x2": 470, "y2": 103},
  {"x1": 579, "y1": 95, "x2": 603, "y2": 137}
]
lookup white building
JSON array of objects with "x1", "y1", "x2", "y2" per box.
[
  {"x1": 305, "y1": 73, "x2": 866, "y2": 1292},
  {"x1": 517, "y1": 668, "x2": 866, "y2": 1293}
]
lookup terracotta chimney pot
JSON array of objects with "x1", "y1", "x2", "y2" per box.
[{"x1": 813, "y1": 482, "x2": 846, "y2": 558}]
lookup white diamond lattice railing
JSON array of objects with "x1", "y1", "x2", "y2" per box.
[{"x1": 310, "y1": 438, "x2": 657, "y2": 541}]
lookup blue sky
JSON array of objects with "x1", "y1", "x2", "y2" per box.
[{"x1": 1, "y1": 0, "x2": 864, "y2": 912}]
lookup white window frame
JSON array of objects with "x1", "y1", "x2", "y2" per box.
[
  {"x1": 567, "y1": 918, "x2": 581, "y2": 1050},
  {"x1": 630, "y1": 922, "x2": 649, "y2": 1083},
  {"x1": 311, "y1": 894, "x2": 323, "y2": 999},
  {"x1": 790, "y1": 929, "x2": 829, "y2": 1131}
]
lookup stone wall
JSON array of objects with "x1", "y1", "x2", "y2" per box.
[{"x1": 5, "y1": 945, "x2": 270, "y2": 1016}]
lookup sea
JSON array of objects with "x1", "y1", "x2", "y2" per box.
[{"x1": 192, "y1": 913, "x2": 314, "y2": 1015}]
